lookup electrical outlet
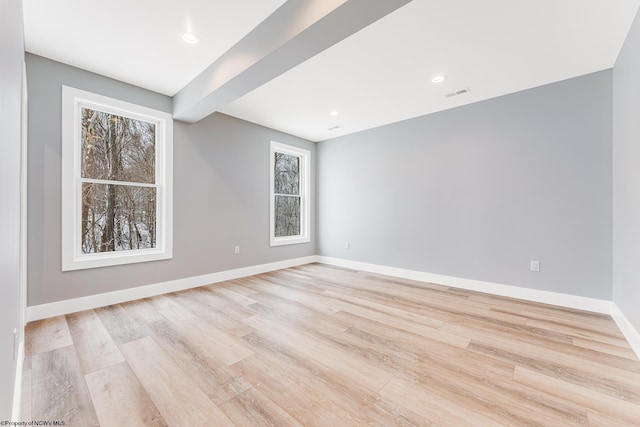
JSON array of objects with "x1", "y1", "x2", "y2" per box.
[
  {"x1": 345, "y1": 241, "x2": 350, "y2": 249},
  {"x1": 530, "y1": 260, "x2": 540, "y2": 272},
  {"x1": 234, "y1": 245, "x2": 240, "y2": 255}
]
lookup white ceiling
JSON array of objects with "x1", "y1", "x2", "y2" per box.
[
  {"x1": 23, "y1": 0, "x2": 287, "y2": 95},
  {"x1": 23, "y1": 0, "x2": 640, "y2": 142}
]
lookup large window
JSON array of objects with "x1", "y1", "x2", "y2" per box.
[
  {"x1": 270, "y1": 141, "x2": 310, "y2": 246},
  {"x1": 61, "y1": 86, "x2": 173, "y2": 271}
]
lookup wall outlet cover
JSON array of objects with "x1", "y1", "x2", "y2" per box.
[{"x1": 530, "y1": 260, "x2": 540, "y2": 272}]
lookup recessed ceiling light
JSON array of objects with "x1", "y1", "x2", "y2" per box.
[
  {"x1": 431, "y1": 75, "x2": 446, "y2": 84},
  {"x1": 329, "y1": 110, "x2": 340, "y2": 116},
  {"x1": 181, "y1": 33, "x2": 199, "y2": 44}
]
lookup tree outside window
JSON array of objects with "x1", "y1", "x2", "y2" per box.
[
  {"x1": 270, "y1": 141, "x2": 310, "y2": 246},
  {"x1": 62, "y1": 87, "x2": 173, "y2": 271},
  {"x1": 81, "y1": 108, "x2": 157, "y2": 253}
]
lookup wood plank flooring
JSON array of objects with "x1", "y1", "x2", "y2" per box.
[{"x1": 21, "y1": 263, "x2": 640, "y2": 426}]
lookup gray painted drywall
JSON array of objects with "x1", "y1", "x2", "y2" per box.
[
  {"x1": 0, "y1": 0, "x2": 24, "y2": 417},
  {"x1": 318, "y1": 70, "x2": 613, "y2": 300},
  {"x1": 26, "y1": 54, "x2": 315, "y2": 306},
  {"x1": 613, "y1": 10, "x2": 640, "y2": 332}
]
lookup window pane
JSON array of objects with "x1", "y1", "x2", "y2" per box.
[
  {"x1": 274, "y1": 152, "x2": 299, "y2": 195},
  {"x1": 274, "y1": 195, "x2": 300, "y2": 237},
  {"x1": 81, "y1": 182, "x2": 157, "y2": 253},
  {"x1": 81, "y1": 108, "x2": 156, "y2": 183}
]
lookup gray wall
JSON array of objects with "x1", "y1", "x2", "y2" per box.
[
  {"x1": 613, "y1": 10, "x2": 640, "y2": 331},
  {"x1": 0, "y1": 0, "x2": 24, "y2": 417},
  {"x1": 318, "y1": 70, "x2": 613, "y2": 300},
  {"x1": 26, "y1": 54, "x2": 315, "y2": 306}
]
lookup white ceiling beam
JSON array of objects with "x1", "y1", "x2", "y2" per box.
[{"x1": 172, "y1": 0, "x2": 412, "y2": 123}]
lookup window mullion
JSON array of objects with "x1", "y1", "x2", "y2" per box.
[
  {"x1": 270, "y1": 141, "x2": 310, "y2": 246},
  {"x1": 62, "y1": 85, "x2": 173, "y2": 271},
  {"x1": 80, "y1": 177, "x2": 157, "y2": 188},
  {"x1": 273, "y1": 193, "x2": 300, "y2": 197}
]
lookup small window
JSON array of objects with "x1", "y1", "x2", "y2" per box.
[
  {"x1": 61, "y1": 86, "x2": 173, "y2": 271},
  {"x1": 270, "y1": 141, "x2": 310, "y2": 246}
]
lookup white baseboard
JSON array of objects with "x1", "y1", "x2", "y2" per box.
[
  {"x1": 12, "y1": 340, "x2": 24, "y2": 422},
  {"x1": 25, "y1": 256, "x2": 317, "y2": 321},
  {"x1": 610, "y1": 303, "x2": 640, "y2": 359},
  {"x1": 24, "y1": 254, "x2": 640, "y2": 360},
  {"x1": 317, "y1": 256, "x2": 640, "y2": 359},
  {"x1": 317, "y1": 256, "x2": 612, "y2": 314}
]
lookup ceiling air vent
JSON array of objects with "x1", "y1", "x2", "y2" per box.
[{"x1": 445, "y1": 87, "x2": 471, "y2": 98}]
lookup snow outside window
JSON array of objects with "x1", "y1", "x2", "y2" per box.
[
  {"x1": 270, "y1": 141, "x2": 310, "y2": 246},
  {"x1": 61, "y1": 86, "x2": 173, "y2": 271}
]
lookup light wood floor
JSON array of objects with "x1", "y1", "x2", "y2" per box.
[{"x1": 21, "y1": 263, "x2": 640, "y2": 426}]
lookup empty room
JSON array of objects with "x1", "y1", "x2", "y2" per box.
[{"x1": 3, "y1": 0, "x2": 640, "y2": 425}]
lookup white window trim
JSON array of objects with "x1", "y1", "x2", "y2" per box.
[
  {"x1": 61, "y1": 86, "x2": 173, "y2": 271},
  {"x1": 270, "y1": 141, "x2": 310, "y2": 246}
]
